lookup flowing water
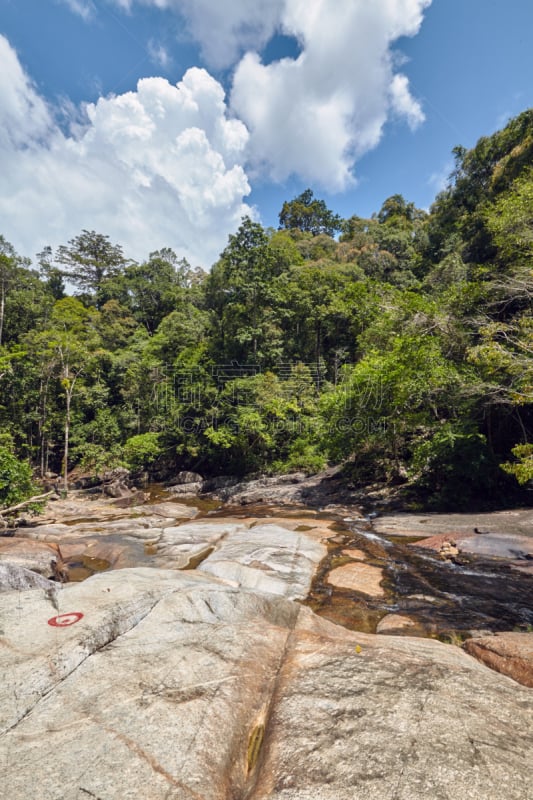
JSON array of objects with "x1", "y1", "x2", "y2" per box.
[{"x1": 305, "y1": 517, "x2": 533, "y2": 640}]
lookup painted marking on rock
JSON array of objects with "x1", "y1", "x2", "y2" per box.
[{"x1": 48, "y1": 612, "x2": 84, "y2": 627}]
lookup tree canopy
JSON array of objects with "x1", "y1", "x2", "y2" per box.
[{"x1": 1, "y1": 110, "x2": 532, "y2": 508}]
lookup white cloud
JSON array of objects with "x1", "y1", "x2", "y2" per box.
[
  {"x1": 108, "y1": 0, "x2": 431, "y2": 190},
  {"x1": 389, "y1": 74, "x2": 425, "y2": 130},
  {"x1": 0, "y1": 37, "x2": 54, "y2": 149},
  {"x1": 148, "y1": 39, "x2": 172, "y2": 69},
  {"x1": 0, "y1": 37, "x2": 252, "y2": 268},
  {"x1": 59, "y1": 0, "x2": 96, "y2": 22},
  {"x1": 111, "y1": 0, "x2": 285, "y2": 68},
  {"x1": 231, "y1": 0, "x2": 431, "y2": 190}
]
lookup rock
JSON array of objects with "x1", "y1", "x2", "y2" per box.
[
  {"x1": 327, "y1": 562, "x2": 386, "y2": 597},
  {"x1": 439, "y1": 539, "x2": 460, "y2": 559},
  {"x1": 212, "y1": 472, "x2": 331, "y2": 506},
  {"x1": 112, "y1": 490, "x2": 149, "y2": 508},
  {"x1": 169, "y1": 470, "x2": 204, "y2": 485},
  {"x1": 154, "y1": 521, "x2": 326, "y2": 600},
  {"x1": 341, "y1": 548, "x2": 366, "y2": 560},
  {"x1": 1, "y1": 568, "x2": 532, "y2": 799},
  {"x1": 375, "y1": 508, "x2": 533, "y2": 540},
  {"x1": 167, "y1": 481, "x2": 203, "y2": 496},
  {"x1": 463, "y1": 632, "x2": 533, "y2": 688},
  {"x1": 200, "y1": 474, "x2": 239, "y2": 492},
  {"x1": 103, "y1": 481, "x2": 132, "y2": 498},
  {"x1": 133, "y1": 502, "x2": 198, "y2": 520},
  {"x1": 197, "y1": 523, "x2": 327, "y2": 600},
  {"x1": 376, "y1": 613, "x2": 417, "y2": 634},
  {"x1": 103, "y1": 467, "x2": 131, "y2": 483},
  {"x1": 0, "y1": 537, "x2": 62, "y2": 575},
  {"x1": 102, "y1": 466, "x2": 133, "y2": 498},
  {"x1": 0, "y1": 563, "x2": 57, "y2": 592}
]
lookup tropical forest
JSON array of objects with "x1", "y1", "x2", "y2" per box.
[{"x1": 1, "y1": 110, "x2": 532, "y2": 512}]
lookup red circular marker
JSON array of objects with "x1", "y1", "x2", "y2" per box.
[{"x1": 48, "y1": 612, "x2": 84, "y2": 627}]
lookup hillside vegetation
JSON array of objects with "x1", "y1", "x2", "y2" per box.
[{"x1": 1, "y1": 110, "x2": 532, "y2": 509}]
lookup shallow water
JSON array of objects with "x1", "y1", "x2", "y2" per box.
[
  {"x1": 13, "y1": 486, "x2": 531, "y2": 640},
  {"x1": 306, "y1": 519, "x2": 533, "y2": 639}
]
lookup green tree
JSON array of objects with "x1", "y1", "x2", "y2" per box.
[
  {"x1": 56, "y1": 230, "x2": 127, "y2": 304},
  {"x1": 0, "y1": 446, "x2": 35, "y2": 508},
  {"x1": 279, "y1": 189, "x2": 342, "y2": 236},
  {"x1": 206, "y1": 217, "x2": 284, "y2": 365}
]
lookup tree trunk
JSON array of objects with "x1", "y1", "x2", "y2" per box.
[
  {"x1": 0, "y1": 490, "x2": 55, "y2": 518},
  {"x1": 63, "y1": 389, "x2": 71, "y2": 494}
]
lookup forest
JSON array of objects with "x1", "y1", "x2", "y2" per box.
[{"x1": 1, "y1": 109, "x2": 532, "y2": 511}]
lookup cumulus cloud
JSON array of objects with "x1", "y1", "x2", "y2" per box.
[
  {"x1": 113, "y1": 0, "x2": 285, "y2": 68},
  {"x1": 0, "y1": 36, "x2": 252, "y2": 267},
  {"x1": 107, "y1": 0, "x2": 431, "y2": 190},
  {"x1": 231, "y1": 0, "x2": 431, "y2": 189}
]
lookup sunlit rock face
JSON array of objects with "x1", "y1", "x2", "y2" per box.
[{"x1": 1, "y1": 568, "x2": 532, "y2": 799}]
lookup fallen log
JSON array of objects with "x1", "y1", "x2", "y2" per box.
[{"x1": 0, "y1": 490, "x2": 56, "y2": 519}]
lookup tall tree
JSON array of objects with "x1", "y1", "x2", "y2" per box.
[
  {"x1": 0, "y1": 237, "x2": 20, "y2": 346},
  {"x1": 279, "y1": 189, "x2": 343, "y2": 237},
  {"x1": 56, "y1": 230, "x2": 127, "y2": 305}
]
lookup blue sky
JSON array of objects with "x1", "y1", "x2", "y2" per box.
[{"x1": 1, "y1": 0, "x2": 532, "y2": 268}]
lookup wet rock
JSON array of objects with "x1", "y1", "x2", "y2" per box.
[
  {"x1": 376, "y1": 613, "x2": 417, "y2": 634},
  {"x1": 133, "y1": 501, "x2": 198, "y2": 520},
  {"x1": 167, "y1": 481, "x2": 203, "y2": 496},
  {"x1": 327, "y1": 562, "x2": 385, "y2": 597},
  {"x1": 463, "y1": 632, "x2": 533, "y2": 688},
  {"x1": 341, "y1": 548, "x2": 366, "y2": 560},
  {"x1": 1, "y1": 569, "x2": 532, "y2": 800},
  {"x1": 169, "y1": 470, "x2": 204, "y2": 485}
]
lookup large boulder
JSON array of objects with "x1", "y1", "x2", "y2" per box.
[
  {"x1": 0, "y1": 563, "x2": 57, "y2": 592},
  {"x1": 463, "y1": 632, "x2": 533, "y2": 688},
  {"x1": 154, "y1": 521, "x2": 327, "y2": 600},
  {"x1": 0, "y1": 568, "x2": 532, "y2": 800},
  {"x1": 169, "y1": 470, "x2": 204, "y2": 485}
]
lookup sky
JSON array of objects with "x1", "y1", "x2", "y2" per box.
[{"x1": 1, "y1": 0, "x2": 533, "y2": 269}]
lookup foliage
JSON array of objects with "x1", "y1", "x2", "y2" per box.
[
  {"x1": 0, "y1": 446, "x2": 35, "y2": 508},
  {"x1": 501, "y1": 444, "x2": 533, "y2": 485},
  {"x1": 279, "y1": 189, "x2": 343, "y2": 236},
  {"x1": 123, "y1": 433, "x2": 162, "y2": 471},
  {"x1": 409, "y1": 425, "x2": 503, "y2": 510},
  {"x1": 55, "y1": 230, "x2": 127, "y2": 303},
  {"x1": 0, "y1": 109, "x2": 532, "y2": 507}
]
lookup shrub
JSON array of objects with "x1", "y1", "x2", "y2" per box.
[
  {"x1": 123, "y1": 433, "x2": 162, "y2": 471},
  {"x1": 0, "y1": 447, "x2": 35, "y2": 508}
]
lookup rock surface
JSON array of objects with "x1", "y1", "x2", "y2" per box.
[
  {"x1": 0, "y1": 562, "x2": 57, "y2": 592},
  {"x1": 327, "y1": 561, "x2": 386, "y2": 597},
  {"x1": 155, "y1": 521, "x2": 327, "y2": 600},
  {"x1": 1, "y1": 568, "x2": 532, "y2": 799},
  {"x1": 376, "y1": 613, "x2": 417, "y2": 634},
  {"x1": 463, "y1": 632, "x2": 533, "y2": 688},
  {"x1": 373, "y1": 508, "x2": 533, "y2": 539}
]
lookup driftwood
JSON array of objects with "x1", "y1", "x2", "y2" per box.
[{"x1": 0, "y1": 490, "x2": 56, "y2": 519}]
